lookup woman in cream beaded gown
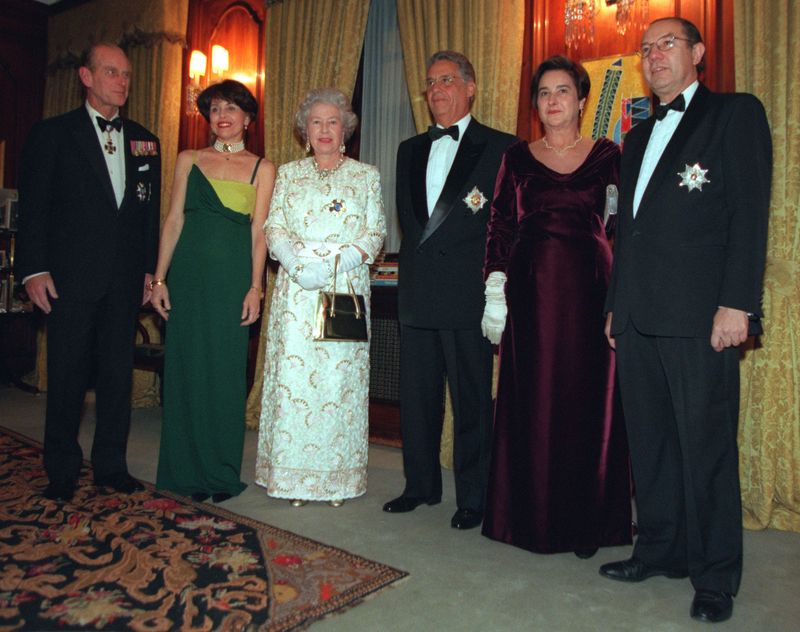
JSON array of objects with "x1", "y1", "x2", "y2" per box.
[{"x1": 256, "y1": 88, "x2": 386, "y2": 506}]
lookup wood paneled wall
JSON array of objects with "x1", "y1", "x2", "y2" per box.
[
  {"x1": 0, "y1": 0, "x2": 47, "y2": 188},
  {"x1": 179, "y1": 0, "x2": 265, "y2": 154},
  {"x1": 519, "y1": 0, "x2": 734, "y2": 140}
]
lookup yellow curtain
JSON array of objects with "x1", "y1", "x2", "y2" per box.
[
  {"x1": 25, "y1": 0, "x2": 188, "y2": 405},
  {"x1": 734, "y1": 1, "x2": 800, "y2": 532},
  {"x1": 395, "y1": 0, "x2": 523, "y2": 466},
  {"x1": 396, "y1": 0, "x2": 524, "y2": 134},
  {"x1": 245, "y1": 0, "x2": 371, "y2": 428}
]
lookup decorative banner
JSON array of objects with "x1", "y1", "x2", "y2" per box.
[{"x1": 580, "y1": 54, "x2": 651, "y2": 146}]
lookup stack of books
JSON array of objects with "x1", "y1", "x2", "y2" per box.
[{"x1": 370, "y1": 253, "x2": 398, "y2": 286}]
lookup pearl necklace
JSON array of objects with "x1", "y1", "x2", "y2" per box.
[
  {"x1": 542, "y1": 134, "x2": 582, "y2": 155},
  {"x1": 313, "y1": 155, "x2": 345, "y2": 180},
  {"x1": 213, "y1": 139, "x2": 245, "y2": 153}
]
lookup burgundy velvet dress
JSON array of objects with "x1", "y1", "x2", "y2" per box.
[{"x1": 482, "y1": 138, "x2": 632, "y2": 554}]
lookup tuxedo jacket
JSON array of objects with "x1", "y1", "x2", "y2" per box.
[
  {"x1": 606, "y1": 84, "x2": 771, "y2": 338},
  {"x1": 16, "y1": 106, "x2": 161, "y2": 303},
  {"x1": 396, "y1": 119, "x2": 517, "y2": 329}
]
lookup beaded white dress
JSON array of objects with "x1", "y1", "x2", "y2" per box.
[{"x1": 256, "y1": 157, "x2": 386, "y2": 500}]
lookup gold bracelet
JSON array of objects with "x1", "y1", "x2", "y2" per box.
[
  {"x1": 249, "y1": 285, "x2": 265, "y2": 299},
  {"x1": 148, "y1": 278, "x2": 166, "y2": 290}
]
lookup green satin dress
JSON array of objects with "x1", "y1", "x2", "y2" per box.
[{"x1": 156, "y1": 161, "x2": 259, "y2": 497}]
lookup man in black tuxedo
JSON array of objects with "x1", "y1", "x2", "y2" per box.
[
  {"x1": 17, "y1": 43, "x2": 161, "y2": 502},
  {"x1": 601, "y1": 18, "x2": 771, "y2": 623},
  {"x1": 383, "y1": 50, "x2": 516, "y2": 530}
]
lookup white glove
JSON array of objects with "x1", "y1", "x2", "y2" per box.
[
  {"x1": 481, "y1": 271, "x2": 507, "y2": 345},
  {"x1": 294, "y1": 260, "x2": 332, "y2": 290},
  {"x1": 270, "y1": 241, "x2": 332, "y2": 290},
  {"x1": 336, "y1": 245, "x2": 366, "y2": 274}
]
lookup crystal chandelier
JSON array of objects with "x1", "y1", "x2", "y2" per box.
[
  {"x1": 613, "y1": 0, "x2": 649, "y2": 36},
  {"x1": 564, "y1": 0, "x2": 597, "y2": 50}
]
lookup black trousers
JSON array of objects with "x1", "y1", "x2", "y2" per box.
[
  {"x1": 615, "y1": 326, "x2": 743, "y2": 595},
  {"x1": 398, "y1": 324, "x2": 493, "y2": 511},
  {"x1": 44, "y1": 283, "x2": 139, "y2": 485}
]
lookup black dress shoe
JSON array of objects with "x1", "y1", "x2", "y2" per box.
[
  {"x1": 450, "y1": 508, "x2": 483, "y2": 529},
  {"x1": 191, "y1": 492, "x2": 210, "y2": 502},
  {"x1": 574, "y1": 547, "x2": 599, "y2": 559},
  {"x1": 382, "y1": 495, "x2": 440, "y2": 513},
  {"x1": 599, "y1": 557, "x2": 689, "y2": 582},
  {"x1": 211, "y1": 492, "x2": 232, "y2": 503},
  {"x1": 43, "y1": 481, "x2": 76, "y2": 502},
  {"x1": 94, "y1": 472, "x2": 145, "y2": 494},
  {"x1": 691, "y1": 590, "x2": 733, "y2": 623}
]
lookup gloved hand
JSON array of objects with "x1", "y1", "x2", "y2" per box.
[
  {"x1": 481, "y1": 271, "x2": 507, "y2": 345},
  {"x1": 294, "y1": 259, "x2": 332, "y2": 290},
  {"x1": 336, "y1": 245, "x2": 366, "y2": 274},
  {"x1": 270, "y1": 240, "x2": 332, "y2": 290}
]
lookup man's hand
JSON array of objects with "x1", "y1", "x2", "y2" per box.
[
  {"x1": 710, "y1": 307, "x2": 749, "y2": 352},
  {"x1": 604, "y1": 312, "x2": 615, "y2": 349},
  {"x1": 24, "y1": 273, "x2": 58, "y2": 314}
]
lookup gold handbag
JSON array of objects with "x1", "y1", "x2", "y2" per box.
[{"x1": 312, "y1": 253, "x2": 368, "y2": 342}]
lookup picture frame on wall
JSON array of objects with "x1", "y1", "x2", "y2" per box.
[{"x1": 1, "y1": 189, "x2": 18, "y2": 230}]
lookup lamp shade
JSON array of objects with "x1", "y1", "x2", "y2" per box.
[
  {"x1": 211, "y1": 45, "x2": 229, "y2": 75},
  {"x1": 189, "y1": 50, "x2": 207, "y2": 79}
]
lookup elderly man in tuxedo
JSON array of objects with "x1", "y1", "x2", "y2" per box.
[
  {"x1": 17, "y1": 43, "x2": 161, "y2": 502},
  {"x1": 383, "y1": 50, "x2": 516, "y2": 530},
  {"x1": 601, "y1": 18, "x2": 771, "y2": 623}
]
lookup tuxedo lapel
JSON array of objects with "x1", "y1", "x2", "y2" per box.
[
  {"x1": 411, "y1": 137, "x2": 431, "y2": 229},
  {"x1": 420, "y1": 121, "x2": 486, "y2": 244},
  {"x1": 623, "y1": 119, "x2": 653, "y2": 220},
  {"x1": 70, "y1": 109, "x2": 118, "y2": 210},
  {"x1": 636, "y1": 85, "x2": 710, "y2": 219}
]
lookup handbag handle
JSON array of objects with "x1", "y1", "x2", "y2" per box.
[{"x1": 328, "y1": 253, "x2": 362, "y2": 319}]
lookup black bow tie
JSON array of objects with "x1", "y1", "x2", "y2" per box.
[
  {"x1": 428, "y1": 125, "x2": 459, "y2": 141},
  {"x1": 654, "y1": 94, "x2": 686, "y2": 120},
  {"x1": 96, "y1": 116, "x2": 123, "y2": 132}
]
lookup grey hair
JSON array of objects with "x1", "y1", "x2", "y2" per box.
[
  {"x1": 294, "y1": 88, "x2": 358, "y2": 143},
  {"x1": 426, "y1": 50, "x2": 476, "y2": 83}
]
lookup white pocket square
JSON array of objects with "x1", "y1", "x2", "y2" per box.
[{"x1": 137, "y1": 164, "x2": 150, "y2": 172}]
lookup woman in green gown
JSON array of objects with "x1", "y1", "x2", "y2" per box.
[{"x1": 151, "y1": 80, "x2": 275, "y2": 502}]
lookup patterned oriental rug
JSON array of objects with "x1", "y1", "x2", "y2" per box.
[{"x1": 0, "y1": 426, "x2": 407, "y2": 631}]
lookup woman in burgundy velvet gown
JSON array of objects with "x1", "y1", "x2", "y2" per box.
[{"x1": 481, "y1": 56, "x2": 632, "y2": 557}]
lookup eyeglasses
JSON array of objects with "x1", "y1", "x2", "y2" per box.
[
  {"x1": 638, "y1": 34, "x2": 693, "y2": 59},
  {"x1": 425, "y1": 74, "x2": 460, "y2": 89}
]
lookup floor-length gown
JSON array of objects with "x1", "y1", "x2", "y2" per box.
[
  {"x1": 255, "y1": 158, "x2": 386, "y2": 501},
  {"x1": 156, "y1": 162, "x2": 259, "y2": 497},
  {"x1": 482, "y1": 138, "x2": 632, "y2": 553}
]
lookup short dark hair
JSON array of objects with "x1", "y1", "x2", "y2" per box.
[
  {"x1": 426, "y1": 50, "x2": 476, "y2": 83},
  {"x1": 197, "y1": 80, "x2": 258, "y2": 123},
  {"x1": 531, "y1": 55, "x2": 590, "y2": 102},
  {"x1": 649, "y1": 17, "x2": 705, "y2": 73}
]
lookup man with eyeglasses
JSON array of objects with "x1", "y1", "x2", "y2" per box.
[
  {"x1": 601, "y1": 17, "x2": 771, "y2": 623},
  {"x1": 384, "y1": 51, "x2": 516, "y2": 530},
  {"x1": 17, "y1": 43, "x2": 160, "y2": 502}
]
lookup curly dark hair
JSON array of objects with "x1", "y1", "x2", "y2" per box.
[{"x1": 197, "y1": 80, "x2": 258, "y2": 123}]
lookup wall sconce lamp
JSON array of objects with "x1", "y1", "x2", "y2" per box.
[
  {"x1": 565, "y1": 0, "x2": 649, "y2": 49},
  {"x1": 186, "y1": 49, "x2": 207, "y2": 115},
  {"x1": 211, "y1": 45, "x2": 229, "y2": 75}
]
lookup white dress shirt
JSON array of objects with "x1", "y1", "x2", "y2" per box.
[
  {"x1": 86, "y1": 101, "x2": 126, "y2": 208},
  {"x1": 426, "y1": 114, "x2": 472, "y2": 216},
  {"x1": 633, "y1": 80, "x2": 700, "y2": 217}
]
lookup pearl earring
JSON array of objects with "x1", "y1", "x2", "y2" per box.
[
  {"x1": 339, "y1": 143, "x2": 345, "y2": 154},
  {"x1": 305, "y1": 141, "x2": 311, "y2": 153}
]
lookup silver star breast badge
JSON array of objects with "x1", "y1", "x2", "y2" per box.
[
  {"x1": 463, "y1": 186, "x2": 487, "y2": 214},
  {"x1": 678, "y1": 163, "x2": 710, "y2": 192}
]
